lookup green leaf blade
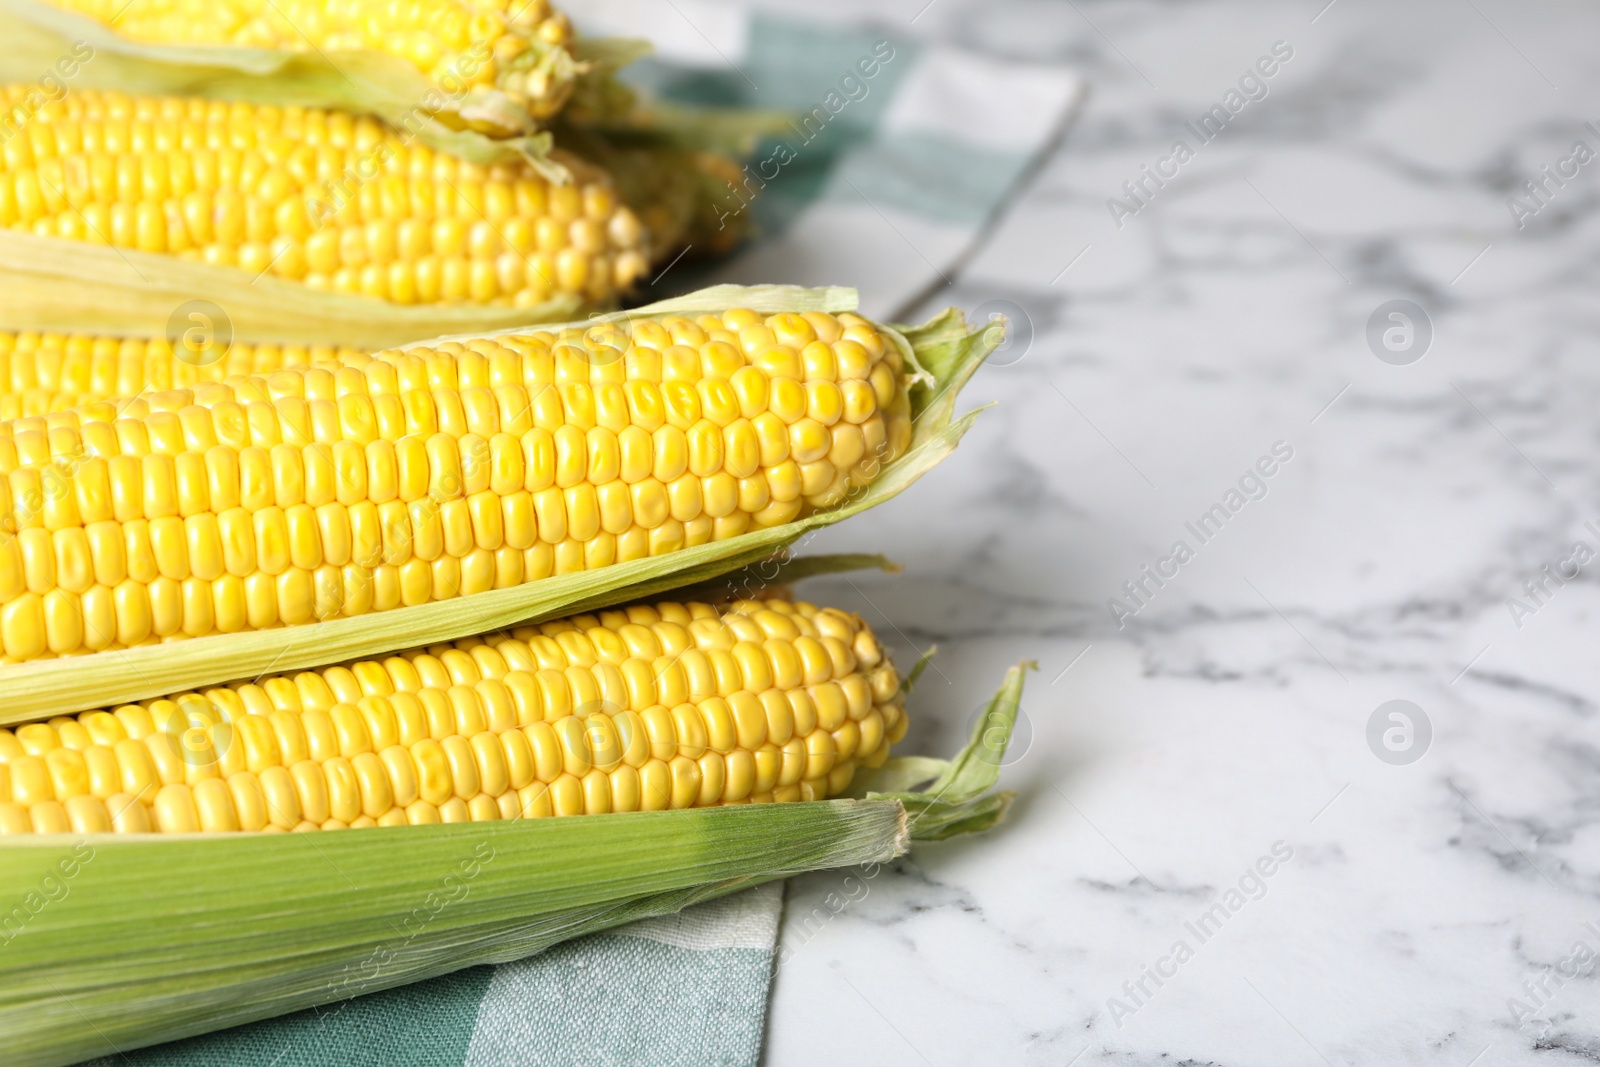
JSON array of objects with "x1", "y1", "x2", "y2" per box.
[
  {"x1": 0, "y1": 800, "x2": 907, "y2": 1067},
  {"x1": 867, "y1": 661, "x2": 1034, "y2": 841}
]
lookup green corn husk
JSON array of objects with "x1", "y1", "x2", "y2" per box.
[
  {"x1": 850, "y1": 661, "x2": 1034, "y2": 839},
  {"x1": 660, "y1": 551, "x2": 901, "y2": 604},
  {"x1": 0, "y1": 663, "x2": 1028, "y2": 1067},
  {"x1": 0, "y1": 0, "x2": 573, "y2": 171},
  {"x1": 555, "y1": 45, "x2": 792, "y2": 257},
  {"x1": 562, "y1": 37, "x2": 655, "y2": 125},
  {"x1": 554, "y1": 64, "x2": 796, "y2": 257},
  {"x1": 552, "y1": 117, "x2": 787, "y2": 261},
  {"x1": 1, "y1": 283, "x2": 1001, "y2": 723}
]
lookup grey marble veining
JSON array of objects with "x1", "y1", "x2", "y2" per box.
[{"x1": 744, "y1": 1, "x2": 1600, "y2": 1064}]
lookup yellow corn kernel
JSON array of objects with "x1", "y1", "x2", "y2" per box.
[
  {"x1": 0, "y1": 90, "x2": 644, "y2": 325},
  {"x1": 0, "y1": 310, "x2": 910, "y2": 661},
  {"x1": 0, "y1": 595, "x2": 899, "y2": 832}
]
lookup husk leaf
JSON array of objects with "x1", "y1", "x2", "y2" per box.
[
  {"x1": 1, "y1": 285, "x2": 999, "y2": 722},
  {"x1": 559, "y1": 99, "x2": 796, "y2": 158},
  {"x1": 549, "y1": 121, "x2": 755, "y2": 258},
  {"x1": 648, "y1": 550, "x2": 901, "y2": 606},
  {"x1": 0, "y1": 800, "x2": 903, "y2": 1067},
  {"x1": 902, "y1": 645, "x2": 938, "y2": 694},
  {"x1": 555, "y1": 62, "x2": 791, "y2": 256},
  {"x1": 0, "y1": 665, "x2": 1029, "y2": 1067},
  {"x1": 849, "y1": 661, "x2": 1034, "y2": 840},
  {"x1": 0, "y1": 229, "x2": 583, "y2": 346}
]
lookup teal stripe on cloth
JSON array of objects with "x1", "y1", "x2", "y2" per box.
[
  {"x1": 82, "y1": 967, "x2": 496, "y2": 1067},
  {"x1": 821, "y1": 131, "x2": 1030, "y2": 227},
  {"x1": 85, "y1": 938, "x2": 772, "y2": 1067},
  {"x1": 625, "y1": 13, "x2": 919, "y2": 241},
  {"x1": 626, "y1": 7, "x2": 1084, "y2": 315},
  {"x1": 631, "y1": 14, "x2": 915, "y2": 131},
  {"x1": 743, "y1": 15, "x2": 913, "y2": 138},
  {"x1": 79, "y1": 934, "x2": 768, "y2": 1067},
  {"x1": 77, "y1": 884, "x2": 786, "y2": 1067}
]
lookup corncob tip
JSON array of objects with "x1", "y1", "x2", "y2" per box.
[{"x1": 0, "y1": 595, "x2": 907, "y2": 834}]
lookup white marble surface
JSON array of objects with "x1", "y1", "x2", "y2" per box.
[{"x1": 749, "y1": 1, "x2": 1600, "y2": 1064}]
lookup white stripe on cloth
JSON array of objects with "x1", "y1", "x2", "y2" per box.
[
  {"x1": 576, "y1": 0, "x2": 752, "y2": 66},
  {"x1": 460, "y1": 884, "x2": 781, "y2": 1067},
  {"x1": 883, "y1": 47, "x2": 1085, "y2": 152},
  {"x1": 612, "y1": 881, "x2": 784, "y2": 952},
  {"x1": 701, "y1": 205, "x2": 974, "y2": 320}
]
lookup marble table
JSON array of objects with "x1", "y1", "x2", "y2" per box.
[{"x1": 754, "y1": 0, "x2": 1600, "y2": 1063}]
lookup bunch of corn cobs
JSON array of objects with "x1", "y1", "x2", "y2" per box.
[
  {"x1": 0, "y1": 0, "x2": 930, "y2": 836},
  {"x1": 0, "y1": 0, "x2": 757, "y2": 381}
]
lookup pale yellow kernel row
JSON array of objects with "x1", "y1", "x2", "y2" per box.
[
  {"x1": 0, "y1": 334, "x2": 360, "y2": 418},
  {"x1": 0, "y1": 309, "x2": 899, "y2": 416},
  {"x1": 2, "y1": 90, "x2": 573, "y2": 175},
  {"x1": 1, "y1": 473, "x2": 760, "y2": 566}
]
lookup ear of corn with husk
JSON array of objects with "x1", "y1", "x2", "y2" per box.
[
  {"x1": 0, "y1": 659, "x2": 1026, "y2": 1067},
  {"x1": 0, "y1": 300, "x2": 913, "y2": 665},
  {"x1": 0, "y1": 0, "x2": 589, "y2": 166},
  {"x1": 38, "y1": 0, "x2": 586, "y2": 124},
  {"x1": 0, "y1": 284, "x2": 1001, "y2": 721},
  {"x1": 0, "y1": 0, "x2": 757, "y2": 181},
  {"x1": 0, "y1": 86, "x2": 655, "y2": 321},
  {"x1": 0, "y1": 81, "x2": 794, "y2": 345},
  {"x1": 0, "y1": 22, "x2": 778, "y2": 287},
  {"x1": 0, "y1": 584, "x2": 914, "y2": 835}
]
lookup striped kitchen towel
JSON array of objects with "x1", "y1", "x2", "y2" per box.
[
  {"x1": 83, "y1": 885, "x2": 784, "y2": 1067},
  {"x1": 583, "y1": 0, "x2": 1085, "y2": 319},
  {"x1": 77, "y1": 10, "x2": 1079, "y2": 1067}
]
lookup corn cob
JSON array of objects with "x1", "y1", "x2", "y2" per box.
[
  {"x1": 0, "y1": 594, "x2": 906, "y2": 834},
  {"x1": 0, "y1": 331, "x2": 366, "y2": 419},
  {"x1": 40, "y1": 0, "x2": 583, "y2": 127},
  {"x1": 0, "y1": 308, "x2": 913, "y2": 662},
  {"x1": 0, "y1": 665, "x2": 1025, "y2": 1067},
  {"x1": 0, "y1": 88, "x2": 650, "y2": 306}
]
